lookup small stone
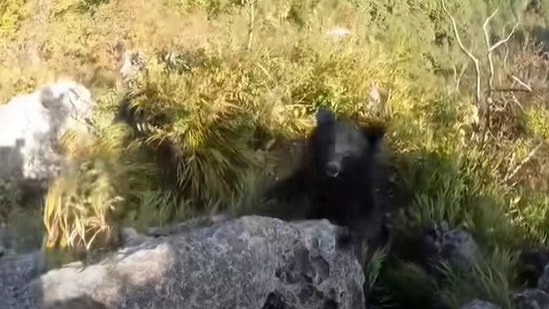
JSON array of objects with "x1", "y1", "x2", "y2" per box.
[
  {"x1": 512, "y1": 289, "x2": 549, "y2": 309},
  {"x1": 460, "y1": 299, "x2": 501, "y2": 309}
]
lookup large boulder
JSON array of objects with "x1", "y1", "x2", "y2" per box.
[
  {"x1": 0, "y1": 215, "x2": 366, "y2": 309},
  {"x1": 0, "y1": 80, "x2": 95, "y2": 192}
]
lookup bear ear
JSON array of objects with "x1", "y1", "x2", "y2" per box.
[{"x1": 315, "y1": 107, "x2": 336, "y2": 125}]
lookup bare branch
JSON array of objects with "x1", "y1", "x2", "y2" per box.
[
  {"x1": 440, "y1": 0, "x2": 481, "y2": 105},
  {"x1": 246, "y1": 0, "x2": 256, "y2": 51},
  {"x1": 453, "y1": 62, "x2": 469, "y2": 92},
  {"x1": 441, "y1": 0, "x2": 526, "y2": 150},
  {"x1": 479, "y1": 9, "x2": 520, "y2": 146},
  {"x1": 482, "y1": 9, "x2": 498, "y2": 98},
  {"x1": 482, "y1": 17, "x2": 521, "y2": 96},
  {"x1": 491, "y1": 88, "x2": 532, "y2": 93},
  {"x1": 511, "y1": 74, "x2": 533, "y2": 92},
  {"x1": 489, "y1": 23, "x2": 520, "y2": 52},
  {"x1": 503, "y1": 141, "x2": 544, "y2": 183},
  {"x1": 502, "y1": 43, "x2": 510, "y2": 71}
]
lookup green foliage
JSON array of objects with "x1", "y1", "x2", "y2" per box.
[
  {"x1": 381, "y1": 261, "x2": 440, "y2": 308},
  {"x1": 127, "y1": 55, "x2": 262, "y2": 208},
  {"x1": 521, "y1": 106, "x2": 549, "y2": 140},
  {"x1": 0, "y1": 0, "x2": 28, "y2": 42},
  {"x1": 511, "y1": 190, "x2": 549, "y2": 243},
  {"x1": 437, "y1": 247, "x2": 515, "y2": 308},
  {"x1": 43, "y1": 116, "x2": 158, "y2": 250}
]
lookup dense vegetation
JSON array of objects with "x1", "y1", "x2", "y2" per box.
[{"x1": 2, "y1": 0, "x2": 549, "y2": 307}]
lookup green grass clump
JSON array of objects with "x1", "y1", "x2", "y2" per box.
[
  {"x1": 2, "y1": 0, "x2": 549, "y2": 307},
  {"x1": 124, "y1": 53, "x2": 263, "y2": 209}
]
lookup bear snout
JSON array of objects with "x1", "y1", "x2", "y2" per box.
[{"x1": 325, "y1": 161, "x2": 342, "y2": 178}]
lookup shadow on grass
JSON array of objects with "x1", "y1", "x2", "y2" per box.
[
  {"x1": 244, "y1": 134, "x2": 537, "y2": 309},
  {"x1": 367, "y1": 148, "x2": 530, "y2": 309},
  {"x1": 2, "y1": 137, "x2": 539, "y2": 309},
  {"x1": 110, "y1": 96, "x2": 545, "y2": 308},
  {"x1": 0, "y1": 141, "x2": 47, "y2": 255}
]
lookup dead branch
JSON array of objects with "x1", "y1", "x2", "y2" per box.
[
  {"x1": 246, "y1": 0, "x2": 256, "y2": 51},
  {"x1": 483, "y1": 9, "x2": 520, "y2": 100},
  {"x1": 491, "y1": 88, "x2": 532, "y2": 93},
  {"x1": 503, "y1": 141, "x2": 543, "y2": 184},
  {"x1": 480, "y1": 10, "x2": 520, "y2": 146},
  {"x1": 440, "y1": 0, "x2": 542, "y2": 189},
  {"x1": 482, "y1": 10, "x2": 498, "y2": 101},
  {"x1": 453, "y1": 62, "x2": 469, "y2": 92},
  {"x1": 510, "y1": 74, "x2": 533, "y2": 92},
  {"x1": 490, "y1": 75, "x2": 532, "y2": 93},
  {"x1": 440, "y1": 0, "x2": 481, "y2": 106},
  {"x1": 442, "y1": 0, "x2": 521, "y2": 146}
]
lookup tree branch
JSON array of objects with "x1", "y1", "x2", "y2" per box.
[
  {"x1": 480, "y1": 10, "x2": 520, "y2": 146},
  {"x1": 503, "y1": 141, "x2": 544, "y2": 184},
  {"x1": 246, "y1": 0, "x2": 256, "y2": 51},
  {"x1": 440, "y1": 0, "x2": 481, "y2": 106}
]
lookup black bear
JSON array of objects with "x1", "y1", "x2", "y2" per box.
[{"x1": 264, "y1": 107, "x2": 386, "y2": 244}]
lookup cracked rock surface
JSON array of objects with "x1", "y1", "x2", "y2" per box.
[{"x1": 0, "y1": 215, "x2": 365, "y2": 309}]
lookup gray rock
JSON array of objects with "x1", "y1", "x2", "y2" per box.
[
  {"x1": 440, "y1": 227, "x2": 481, "y2": 269},
  {"x1": 119, "y1": 50, "x2": 146, "y2": 88},
  {"x1": 517, "y1": 248, "x2": 549, "y2": 288},
  {"x1": 512, "y1": 289, "x2": 549, "y2": 309},
  {"x1": 421, "y1": 221, "x2": 481, "y2": 270},
  {"x1": 0, "y1": 251, "x2": 44, "y2": 309},
  {"x1": 1, "y1": 215, "x2": 365, "y2": 309},
  {"x1": 460, "y1": 299, "x2": 501, "y2": 309},
  {"x1": 0, "y1": 80, "x2": 95, "y2": 191},
  {"x1": 539, "y1": 263, "x2": 549, "y2": 293}
]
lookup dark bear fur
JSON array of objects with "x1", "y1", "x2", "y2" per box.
[{"x1": 264, "y1": 107, "x2": 386, "y2": 244}]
